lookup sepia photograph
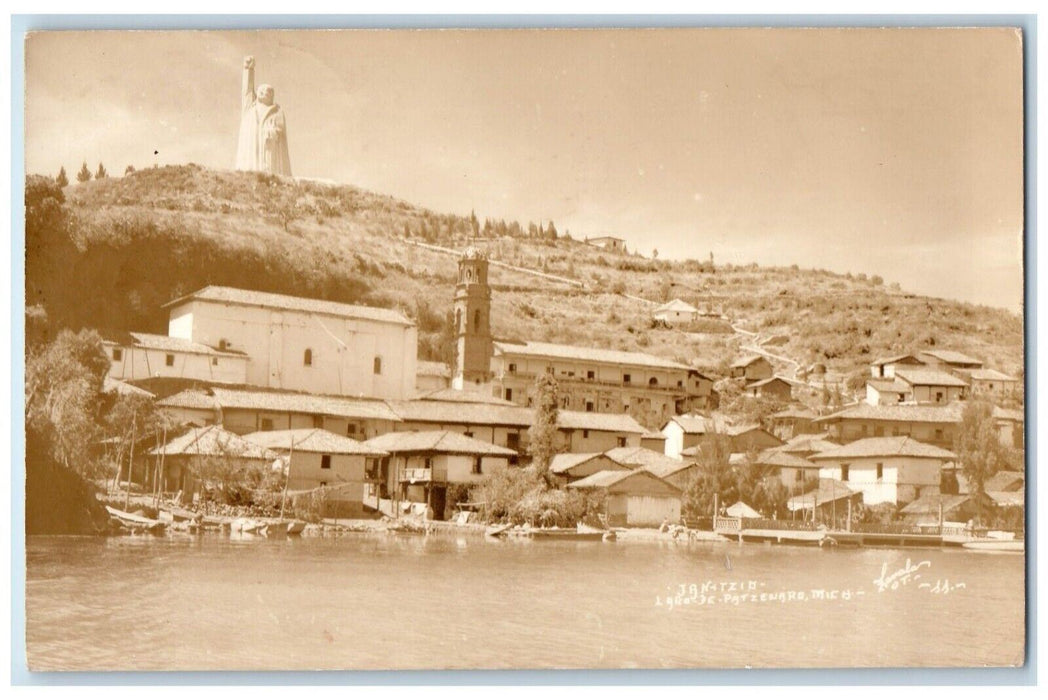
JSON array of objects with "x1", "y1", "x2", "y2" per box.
[{"x1": 19, "y1": 22, "x2": 1027, "y2": 674}]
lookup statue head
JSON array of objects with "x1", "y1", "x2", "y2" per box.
[{"x1": 256, "y1": 84, "x2": 275, "y2": 106}]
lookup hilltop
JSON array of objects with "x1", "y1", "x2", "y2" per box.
[{"x1": 26, "y1": 165, "x2": 1024, "y2": 398}]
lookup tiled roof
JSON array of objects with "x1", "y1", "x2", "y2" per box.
[
  {"x1": 755, "y1": 450, "x2": 818, "y2": 469},
  {"x1": 786, "y1": 479, "x2": 857, "y2": 511},
  {"x1": 412, "y1": 387, "x2": 514, "y2": 405},
  {"x1": 549, "y1": 453, "x2": 628, "y2": 475},
  {"x1": 567, "y1": 469, "x2": 682, "y2": 494},
  {"x1": 899, "y1": 494, "x2": 971, "y2": 516},
  {"x1": 895, "y1": 369, "x2": 970, "y2": 388},
  {"x1": 388, "y1": 399, "x2": 532, "y2": 426},
  {"x1": 731, "y1": 354, "x2": 766, "y2": 368},
  {"x1": 810, "y1": 436, "x2": 956, "y2": 461},
  {"x1": 969, "y1": 369, "x2": 1018, "y2": 382},
  {"x1": 918, "y1": 349, "x2": 983, "y2": 366},
  {"x1": 602, "y1": 446, "x2": 696, "y2": 478},
  {"x1": 159, "y1": 387, "x2": 400, "y2": 422},
  {"x1": 866, "y1": 378, "x2": 910, "y2": 393},
  {"x1": 157, "y1": 389, "x2": 220, "y2": 411},
  {"x1": 150, "y1": 425, "x2": 277, "y2": 459},
  {"x1": 102, "y1": 376, "x2": 155, "y2": 398},
  {"x1": 242, "y1": 428, "x2": 388, "y2": 455},
  {"x1": 870, "y1": 354, "x2": 923, "y2": 367},
  {"x1": 164, "y1": 286, "x2": 413, "y2": 326},
  {"x1": 106, "y1": 332, "x2": 246, "y2": 358},
  {"x1": 780, "y1": 433, "x2": 840, "y2": 455},
  {"x1": 360, "y1": 430, "x2": 517, "y2": 456},
  {"x1": 416, "y1": 361, "x2": 452, "y2": 378},
  {"x1": 559, "y1": 411, "x2": 646, "y2": 434},
  {"x1": 493, "y1": 340, "x2": 691, "y2": 371},
  {"x1": 815, "y1": 402, "x2": 965, "y2": 424},
  {"x1": 984, "y1": 470, "x2": 1024, "y2": 492},
  {"x1": 655, "y1": 298, "x2": 699, "y2": 314},
  {"x1": 748, "y1": 376, "x2": 793, "y2": 389}
]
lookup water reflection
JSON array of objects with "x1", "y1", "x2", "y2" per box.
[{"x1": 26, "y1": 533, "x2": 1025, "y2": 671}]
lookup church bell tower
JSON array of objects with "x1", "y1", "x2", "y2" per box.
[{"x1": 453, "y1": 247, "x2": 493, "y2": 389}]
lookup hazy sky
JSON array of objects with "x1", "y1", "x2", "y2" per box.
[{"x1": 25, "y1": 28, "x2": 1024, "y2": 310}]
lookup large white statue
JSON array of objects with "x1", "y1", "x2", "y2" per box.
[{"x1": 236, "y1": 56, "x2": 292, "y2": 176}]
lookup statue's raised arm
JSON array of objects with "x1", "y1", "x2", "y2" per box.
[
  {"x1": 242, "y1": 56, "x2": 256, "y2": 112},
  {"x1": 235, "y1": 55, "x2": 292, "y2": 176}
]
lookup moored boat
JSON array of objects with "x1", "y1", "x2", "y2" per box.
[{"x1": 105, "y1": 506, "x2": 167, "y2": 534}]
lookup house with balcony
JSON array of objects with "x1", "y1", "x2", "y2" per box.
[
  {"x1": 489, "y1": 340, "x2": 715, "y2": 423},
  {"x1": 894, "y1": 368, "x2": 969, "y2": 405},
  {"x1": 359, "y1": 430, "x2": 517, "y2": 520}
]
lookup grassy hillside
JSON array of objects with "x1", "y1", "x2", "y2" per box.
[{"x1": 26, "y1": 165, "x2": 1024, "y2": 394}]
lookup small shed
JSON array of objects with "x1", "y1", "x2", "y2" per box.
[
  {"x1": 745, "y1": 376, "x2": 793, "y2": 401},
  {"x1": 730, "y1": 355, "x2": 774, "y2": 382},
  {"x1": 568, "y1": 469, "x2": 683, "y2": 527},
  {"x1": 640, "y1": 431, "x2": 668, "y2": 453}
]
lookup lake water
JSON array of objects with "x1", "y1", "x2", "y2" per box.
[{"x1": 25, "y1": 533, "x2": 1025, "y2": 671}]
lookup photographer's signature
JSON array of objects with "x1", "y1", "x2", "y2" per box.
[{"x1": 872, "y1": 558, "x2": 966, "y2": 595}]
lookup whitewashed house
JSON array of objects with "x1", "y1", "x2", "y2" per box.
[
  {"x1": 104, "y1": 332, "x2": 248, "y2": 384},
  {"x1": 808, "y1": 436, "x2": 956, "y2": 506},
  {"x1": 653, "y1": 298, "x2": 700, "y2": 325},
  {"x1": 894, "y1": 368, "x2": 969, "y2": 405}
]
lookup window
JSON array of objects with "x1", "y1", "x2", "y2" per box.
[
  {"x1": 505, "y1": 388, "x2": 513, "y2": 401},
  {"x1": 586, "y1": 401, "x2": 594, "y2": 412},
  {"x1": 841, "y1": 464, "x2": 850, "y2": 481},
  {"x1": 304, "y1": 348, "x2": 313, "y2": 366},
  {"x1": 472, "y1": 457, "x2": 483, "y2": 475},
  {"x1": 649, "y1": 377, "x2": 658, "y2": 387},
  {"x1": 373, "y1": 356, "x2": 382, "y2": 375},
  {"x1": 464, "y1": 432, "x2": 474, "y2": 438},
  {"x1": 506, "y1": 433, "x2": 520, "y2": 451},
  {"x1": 795, "y1": 469, "x2": 803, "y2": 482},
  {"x1": 474, "y1": 310, "x2": 481, "y2": 333},
  {"x1": 211, "y1": 357, "x2": 219, "y2": 366},
  {"x1": 508, "y1": 363, "x2": 517, "y2": 373},
  {"x1": 623, "y1": 374, "x2": 631, "y2": 385},
  {"x1": 677, "y1": 380, "x2": 683, "y2": 388},
  {"x1": 313, "y1": 416, "x2": 324, "y2": 429},
  {"x1": 582, "y1": 429, "x2": 590, "y2": 438},
  {"x1": 876, "y1": 463, "x2": 883, "y2": 480},
  {"x1": 587, "y1": 370, "x2": 595, "y2": 380},
  {"x1": 218, "y1": 339, "x2": 229, "y2": 351},
  {"x1": 935, "y1": 391, "x2": 944, "y2": 403},
  {"x1": 165, "y1": 354, "x2": 175, "y2": 367},
  {"x1": 934, "y1": 429, "x2": 944, "y2": 441},
  {"x1": 617, "y1": 437, "x2": 627, "y2": 447},
  {"x1": 424, "y1": 457, "x2": 434, "y2": 471},
  {"x1": 261, "y1": 418, "x2": 274, "y2": 431},
  {"x1": 112, "y1": 348, "x2": 123, "y2": 361},
  {"x1": 321, "y1": 455, "x2": 332, "y2": 470},
  {"x1": 346, "y1": 422, "x2": 359, "y2": 436},
  {"x1": 319, "y1": 481, "x2": 328, "y2": 488}
]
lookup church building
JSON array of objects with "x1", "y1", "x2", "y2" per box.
[{"x1": 450, "y1": 250, "x2": 715, "y2": 427}]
